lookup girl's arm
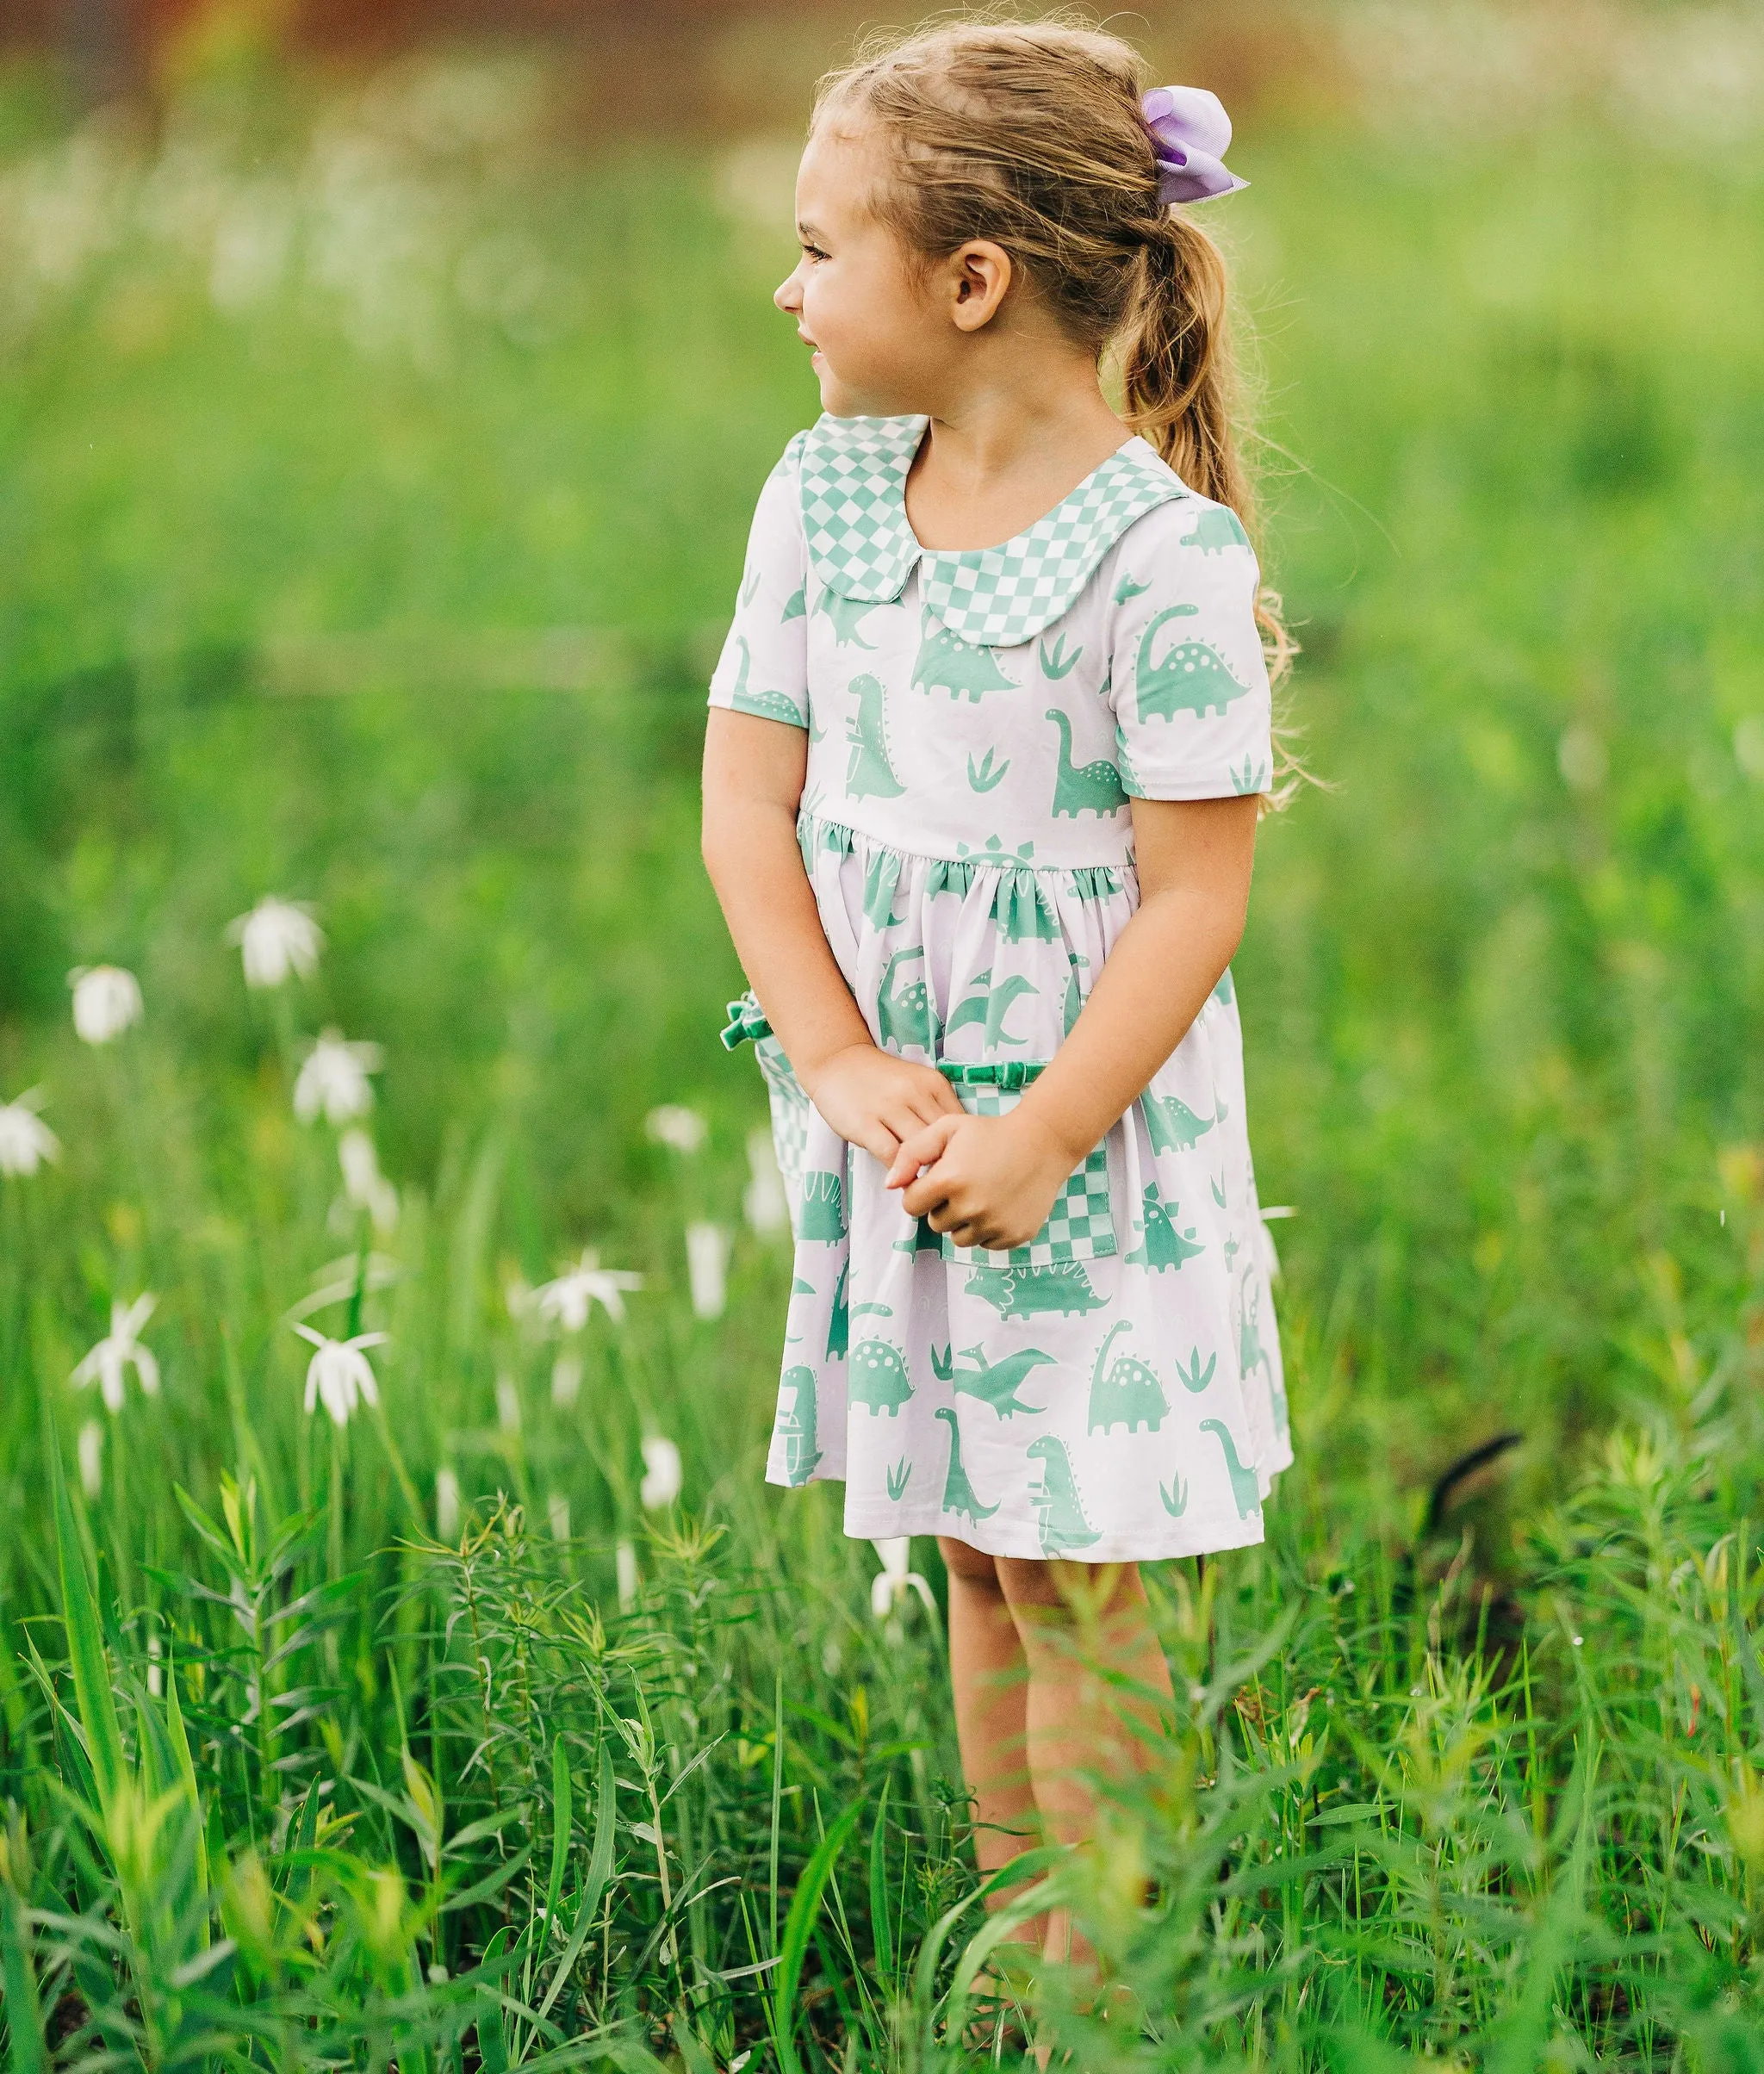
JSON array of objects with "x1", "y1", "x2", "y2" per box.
[
  {"x1": 702, "y1": 709, "x2": 960, "y2": 1164},
  {"x1": 886, "y1": 792, "x2": 1258, "y2": 1250}
]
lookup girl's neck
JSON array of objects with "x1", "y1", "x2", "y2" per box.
[{"x1": 902, "y1": 366, "x2": 1130, "y2": 553}]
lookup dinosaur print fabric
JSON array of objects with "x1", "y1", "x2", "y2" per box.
[{"x1": 710, "y1": 414, "x2": 1289, "y2": 1561}]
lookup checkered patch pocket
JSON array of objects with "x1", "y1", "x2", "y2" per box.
[{"x1": 938, "y1": 1083, "x2": 1117, "y2": 1268}]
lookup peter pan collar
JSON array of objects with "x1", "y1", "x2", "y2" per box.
[{"x1": 798, "y1": 413, "x2": 1189, "y2": 649}]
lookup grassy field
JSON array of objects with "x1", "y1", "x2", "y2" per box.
[{"x1": 1, "y1": 23, "x2": 1763, "y2": 2068}]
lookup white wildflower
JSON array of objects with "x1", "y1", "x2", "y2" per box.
[
  {"x1": 146, "y1": 1633, "x2": 162, "y2": 1699},
  {"x1": 685, "y1": 1220, "x2": 730, "y2": 1320},
  {"x1": 547, "y1": 1492, "x2": 571, "y2": 1542},
  {"x1": 644, "y1": 1103, "x2": 707, "y2": 1154},
  {"x1": 533, "y1": 1249, "x2": 643, "y2": 1332},
  {"x1": 338, "y1": 1128, "x2": 399, "y2": 1233},
  {"x1": 639, "y1": 1435, "x2": 682, "y2": 1510},
  {"x1": 615, "y1": 1539, "x2": 638, "y2": 1611},
  {"x1": 294, "y1": 1028, "x2": 382, "y2": 1126},
  {"x1": 69, "y1": 966, "x2": 143, "y2": 1046},
  {"x1": 78, "y1": 1419, "x2": 104, "y2": 1500},
  {"x1": 435, "y1": 1467, "x2": 461, "y2": 1540},
  {"x1": 550, "y1": 1351, "x2": 581, "y2": 1407},
  {"x1": 870, "y1": 1537, "x2": 936, "y2": 1623},
  {"x1": 71, "y1": 1295, "x2": 160, "y2": 1414},
  {"x1": 742, "y1": 1126, "x2": 789, "y2": 1235},
  {"x1": 295, "y1": 1322, "x2": 386, "y2": 1426},
  {"x1": 1258, "y1": 1205, "x2": 1296, "y2": 1282},
  {"x1": 227, "y1": 896, "x2": 324, "y2": 989},
  {"x1": 0, "y1": 1088, "x2": 59, "y2": 1177},
  {"x1": 494, "y1": 1375, "x2": 521, "y2": 1431}
]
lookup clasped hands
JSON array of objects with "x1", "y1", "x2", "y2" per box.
[{"x1": 802, "y1": 1042, "x2": 1079, "y2": 1254}]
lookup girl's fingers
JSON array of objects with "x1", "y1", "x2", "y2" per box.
[
  {"x1": 886, "y1": 1114, "x2": 964, "y2": 1188},
  {"x1": 861, "y1": 1122, "x2": 903, "y2": 1164}
]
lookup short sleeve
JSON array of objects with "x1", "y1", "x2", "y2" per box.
[
  {"x1": 707, "y1": 434, "x2": 810, "y2": 730},
  {"x1": 1106, "y1": 497, "x2": 1273, "y2": 800}
]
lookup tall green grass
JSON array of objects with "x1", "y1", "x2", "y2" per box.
[{"x1": 0, "y1": 36, "x2": 1761, "y2": 2068}]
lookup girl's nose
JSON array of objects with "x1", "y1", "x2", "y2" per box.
[{"x1": 774, "y1": 270, "x2": 801, "y2": 314}]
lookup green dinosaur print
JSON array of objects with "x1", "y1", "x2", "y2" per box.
[
  {"x1": 782, "y1": 583, "x2": 806, "y2": 622},
  {"x1": 966, "y1": 747, "x2": 1010, "y2": 793},
  {"x1": 816, "y1": 588, "x2": 880, "y2": 648},
  {"x1": 886, "y1": 1456, "x2": 912, "y2": 1501},
  {"x1": 1212, "y1": 968, "x2": 1235, "y2": 1007},
  {"x1": 1038, "y1": 632, "x2": 1083, "y2": 680},
  {"x1": 849, "y1": 1338, "x2": 914, "y2": 1416},
  {"x1": 1027, "y1": 1435, "x2": 1102, "y2": 1554},
  {"x1": 799, "y1": 1169, "x2": 845, "y2": 1242},
  {"x1": 1160, "y1": 1474, "x2": 1189, "y2": 1517},
  {"x1": 1176, "y1": 1346, "x2": 1217, "y2": 1394},
  {"x1": 1136, "y1": 607, "x2": 1253, "y2": 723},
  {"x1": 877, "y1": 947, "x2": 938, "y2": 1054},
  {"x1": 826, "y1": 1259, "x2": 849, "y2": 1361},
  {"x1": 1230, "y1": 755, "x2": 1270, "y2": 796},
  {"x1": 1115, "y1": 731, "x2": 1143, "y2": 796},
  {"x1": 1086, "y1": 1320, "x2": 1171, "y2": 1435},
  {"x1": 930, "y1": 1341, "x2": 1053, "y2": 1418},
  {"x1": 1142, "y1": 1092, "x2": 1216, "y2": 1153},
  {"x1": 1210, "y1": 1172, "x2": 1228, "y2": 1209},
  {"x1": 1181, "y1": 506, "x2": 1251, "y2": 554},
  {"x1": 997, "y1": 877, "x2": 1059, "y2": 943},
  {"x1": 1114, "y1": 570, "x2": 1152, "y2": 605},
  {"x1": 892, "y1": 1214, "x2": 945, "y2": 1257},
  {"x1": 1063, "y1": 955, "x2": 1089, "y2": 1038},
  {"x1": 946, "y1": 966, "x2": 1037, "y2": 1049},
  {"x1": 846, "y1": 674, "x2": 905, "y2": 799},
  {"x1": 957, "y1": 834, "x2": 1037, "y2": 866},
  {"x1": 911, "y1": 612, "x2": 1017, "y2": 701},
  {"x1": 862, "y1": 847, "x2": 904, "y2": 930},
  {"x1": 1047, "y1": 708, "x2": 1127, "y2": 819},
  {"x1": 966, "y1": 1263, "x2": 1106, "y2": 1319},
  {"x1": 729, "y1": 636, "x2": 806, "y2": 726},
  {"x1": 1201, "y1": 1418, "x2": 1262, "y2": 1519},
  {"x1": 1124, "y1": 1183, "x2": 1205, "y2": 1271},
  {"x1": 935, "y1": 1407, "x2": 1000, "y2": 1524},
  {"x1": 774, "y1": 1364, "x2": 823, "y2": 1486},
  {"x1": 740, "y1": 566, "x2": 761, "y2": 606},
  {"x1": 792, "y1": 1276, "x2": 815, "y2": 1295}
]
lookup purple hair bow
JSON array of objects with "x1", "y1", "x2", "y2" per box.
[{"x1": 1141, "y1": 84, "x2": 1247, "y2": 205}]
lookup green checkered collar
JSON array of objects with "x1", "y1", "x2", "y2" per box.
[{"x1": 798, "y1": 413, "x2": 1188, "y2": 649}]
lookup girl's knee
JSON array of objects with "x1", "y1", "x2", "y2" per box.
[
  {"x1": 939, "y1": 1534, "x2": 1002, "y2": 1587},
  {"x1": 995, "y1": 1557, "x2": 1142, "y2": 1617}
]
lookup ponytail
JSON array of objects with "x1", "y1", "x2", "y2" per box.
[{"x1": 1120, "y1": 211, "x2": 1297, "y2": 706}]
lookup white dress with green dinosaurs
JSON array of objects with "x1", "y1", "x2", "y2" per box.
[{"x1": 711, "y1": 413, "x2": 1289, "y2": 1561}]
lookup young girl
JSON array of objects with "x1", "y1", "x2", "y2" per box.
[{"x1": 703, "y1": 16, "x2": 1291, "y2": 1972}]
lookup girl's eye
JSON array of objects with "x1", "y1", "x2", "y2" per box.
[{"x1": 801, "y1": 244, "x2": 829, "y2": 262}]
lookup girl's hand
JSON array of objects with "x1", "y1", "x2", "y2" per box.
[
  {"x1": 886, "y1": 1112, "x2": 1078, "y2": 1253},
  {"x1": 804, "y1": 1044, "x2": 962, "y2": 1164}
]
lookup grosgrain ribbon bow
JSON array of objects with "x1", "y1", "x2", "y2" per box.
[{"x1": 1141, "y1": 84, "x2": 1248, "y2": 205}]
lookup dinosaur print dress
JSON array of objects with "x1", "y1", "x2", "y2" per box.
[{"x1": 711, "y1": 413, "x2": 1290, "y2": 1562}]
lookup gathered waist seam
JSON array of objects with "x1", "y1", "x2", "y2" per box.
[{"x1": 796, "y1": 807, "x2": 1134, "y2": 883}]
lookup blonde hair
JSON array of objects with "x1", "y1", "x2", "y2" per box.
[{"x1": 814, "y1": 14, "x2": 1299, "y2": 762}]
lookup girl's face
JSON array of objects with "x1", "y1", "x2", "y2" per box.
[{"x1": 775, "y1": 122, "x2": 948, "y2": 418}]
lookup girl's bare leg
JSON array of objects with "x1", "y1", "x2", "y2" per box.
[
  {"x1": 992, "y1": 1556, "x2": 1175, "y2": 1969},
  {"x1": 939, "y1": 1535, "x2": 1046, "y2": 1956}
]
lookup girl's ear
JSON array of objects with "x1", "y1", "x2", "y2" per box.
[{"x1": 947, "y1": 239, "x2": 1013, "y2": 333}]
